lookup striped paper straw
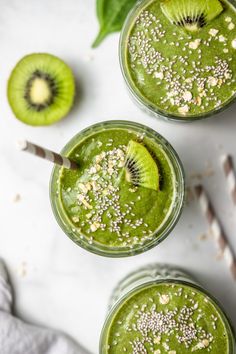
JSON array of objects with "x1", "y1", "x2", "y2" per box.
[
  {"x1": 221, "y1": 154, "x2": 236, "y2": 205},
  {"x1": 18, "y1": 140, "x2": 78, "y2": 170},
  {"x1": 195, "y1": 184, "x2": 236, "y2": 280}
]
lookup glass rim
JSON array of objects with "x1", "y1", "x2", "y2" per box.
[
  {"x1": 119, "y1": 0, "x2": 236, "y2": 123},
  {"x1": 99, "y1": 274, "x2": 235, "y2": 353},
  {"x1": 50, "y1": 120, "x2": 185, "y2": 258}
]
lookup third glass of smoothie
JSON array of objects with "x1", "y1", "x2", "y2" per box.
[
  {"x1": 120, "y1": 0, "x2": 236, "y2": 121},
  {"x1": 50, "y1": 121, "x2": 185, "y2": 257},
  {"x1": 100, "y1": 264, "x2": 235, "y2": 353}
]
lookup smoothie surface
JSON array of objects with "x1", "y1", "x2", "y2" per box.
[
  {"x1": 124, "y1": 0, "x2": 236, "y2": 118},
  {"x1": 58, "y1": 128, "x2": 176, "y2": 250},
  {"x1": 104, "y1": 283, "x2": 230, "y2": 353}
]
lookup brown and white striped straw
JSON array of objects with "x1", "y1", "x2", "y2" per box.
[
  {"x1": 195, "y1": 184, "x2": 236, "y2": 280},
  {"x1": 221, "y1": 154, "x2": 236, "y2": 205},
  {"x1": 18, "y1": 140, "x2": 78, "y2": 170}
]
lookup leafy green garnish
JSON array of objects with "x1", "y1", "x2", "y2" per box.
[{"x1": 92, "y1": 0, "x2": 137, "y2": 48}]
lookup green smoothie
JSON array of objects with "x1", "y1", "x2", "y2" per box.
[
  {"x1": 103, "y1": 283, "x2": 231, "y2": 353},
  {"x1": 100, "y1": 264, "x2": 234, "y2": 353},
  {"x1": 120, "y1": 0, "x2": 236, "y2": 120},
  {"x1": 59, "y1": 129, "x2": 174, "y2": 247},
  {"x1": 50, "y1": 121, "x2": 185, "y2": 256}
]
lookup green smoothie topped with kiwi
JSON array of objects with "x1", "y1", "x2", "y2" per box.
[
  {"x1": 50, "y1": 121, "x2": 185, "y2": 257},
  {"x1": 120, "y1": 0, "x2": 236, "y2": 121}
]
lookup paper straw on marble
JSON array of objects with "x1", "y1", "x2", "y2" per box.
[
  {"x1": 221, "y1": 154, "x2": 236, "y2": 206},
  {"x1": 17, "y1": 140, "x2": 78, "y2": 170},
  {"x1": 195, "y1": 184, "x2": 236, "y2": 280}
]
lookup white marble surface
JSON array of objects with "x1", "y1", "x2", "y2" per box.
[{"x1": 0, "y1": 0, "x2": 236, "y2": 352}]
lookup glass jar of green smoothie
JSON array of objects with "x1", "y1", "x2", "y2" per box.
[
  {"x1": 100, "y1": 264, "x2": 235, "y2": 353},
  {"x1": 50, "y1": 121, "x2": 185, "y2": 257},
  {"x1": 120, "y1": 0, "x2": 236, "y2": 122}
]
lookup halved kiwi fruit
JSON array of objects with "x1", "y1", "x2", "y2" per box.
[
  {"x1": 160, "y1": 0, "x2": 224, "y2": 32},
  {"x1": 124, "y1": 140, "x2": 159, "y2": 191},
  {"x1": 7, "y1": 53, "x2": 75, "y2": 126}
]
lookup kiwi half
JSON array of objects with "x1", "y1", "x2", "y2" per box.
[
  {"x1": 124, "y1": 140, "x2": 159, "y2": 191},
  {"x1": 7, "y1": 53, "x2": 75, "y2": 126},
  {"x1": 160, "y1": 0, "x2": 224, "y2": 32}
]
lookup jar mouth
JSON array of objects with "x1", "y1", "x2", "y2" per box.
[
  {"x1": 119, "y1": 0, "x2": 236, "y2": 123},
  {"x1": 100, "y1": 277, "x2": 235, "y2": 353},
  {"x1": 50, "y1": 120, "x2": 185, "y2": 257}
]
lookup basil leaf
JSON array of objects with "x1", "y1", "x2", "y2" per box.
[{"x1": 92, "y1": 0, "x2": 137, "y2": 48}]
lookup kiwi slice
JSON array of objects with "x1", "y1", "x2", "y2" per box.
[
  {"x1": 7, "y1": 53, "x2": 75, "y2": 126},
  {"x1": 160, "y1": 0, "x2": 223, "y2": 32},
  {"x1": 124, "y1": 140, "x2": 159, "y2": 191}
]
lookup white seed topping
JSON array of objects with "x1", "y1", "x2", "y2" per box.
[
  {"x1": 90, "y1": 222, "x2": 100, "y2": 232},
  {"x1": 208, "y1": 76, "x2": 218, "y2": 87},
  {"x1": 209, "y1": 28, "x2": 219, "y2": 37},
  {"x1": 78, "y1": 183, "x2": 89, "y2": 194},
  {"x1": 202, "y1": 339, "x2": 210, "y2": 347},
  {"x1": 159, "y1": 294, "x2": 170, "y2": 305},
  {"x1": 163, "y1": 342, "x2": 170, "y2": 350},
  {"x1": 189, "y1": 39, "x2": 201, "y2": 49},
  {"x1": 89, "y1": 166, "x2": 97, "y2": 174},
  {"x1": 195, "y1": 96, "x2": 202, "y2": 106},
  {"x1": 192, "y1": 339, "x2": 210, "y2": 351},
  {"x1": 154, "y1": 71, "x2": 164, "y2": 80},
  {"x1": 183, "y1": 91, "x2": 192, "y2": 102},
  {"x1": 154, "y1": 336, "x2": 161, "y2": 344},
  {"x1": 219, "y1": 35, "x2": 226, "y2": 42},
  {"x1": 232, "y1": 39, "x2": 236, "y2": 49},
  {"x1": 178, "y1": 105, "x2": 189, "y2": 114}
]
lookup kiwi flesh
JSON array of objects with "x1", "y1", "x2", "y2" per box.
[
  {"x1": 160, "y1": 0, "x2": 224, "y2": 32},
  {"x1": 7, "y1": 53, "x2": 75, "y2": 126},
  {"x1": 124, "y1": 140, "x2": 159, "y2": 191}
]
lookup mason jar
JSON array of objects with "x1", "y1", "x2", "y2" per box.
[
  {"x1": 119, "y1": 0, "x2": 236, "y2": 122},
  {"x1": 100, "y1": 264, "x2": 235, "y2": 352},
  {"x1": 50, "y1": 121, "x2": 185, "y2": 257}
]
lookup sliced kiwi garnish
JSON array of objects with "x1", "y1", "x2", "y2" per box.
[
  {"x1": 7, "y1": 53, "x2": 75, "y2": 126},
  {"x1": 124, "y1": 140, "x2": 159, "y2": 191},
  {"x1": 160, "y1": 0, "x2": 224, "y2": 32}
]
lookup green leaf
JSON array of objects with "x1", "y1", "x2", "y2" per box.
[{"x1": 92, "y1": 0, "x2": 137, "y2": 48}]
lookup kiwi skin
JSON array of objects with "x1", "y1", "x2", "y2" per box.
[{"x1": 7, "y1": 53, "x2": 76, "y2": 126}]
